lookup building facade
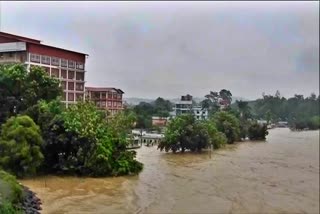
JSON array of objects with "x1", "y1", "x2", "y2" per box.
[
  {"x1": 170, "y1": 94, "x2": 208, "y2": 120},
  {"x1": 85, "y1": 87, "x2": 124, "y2": 116},
  {"x1": 0, "y1": 31, "x2": 88, "y2": 106},
  {"x1": 152, "y1": 116, "x2": 168, "y2": 127}
]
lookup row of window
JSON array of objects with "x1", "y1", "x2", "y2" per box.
[
  {"x1": 60, "y1": 81, "x2": 84, "y2": 91},
  {"x1": 62, "y1": 92, "x2": 84, "y2": 102},
  {"x1": 33, "y1": 66, "x2": 84, "y2": 81},
  {"x1": 30, "y1": 53, "x2": 84, "y2": 70},
  {"x1": 96, "y1": 101, "x2": 122, "y2": 108},
  {"x1": 52, "y1": 69, "x2": 84, "y2": 81},
  {"x1": 91, "y1": 92, "x2": 122, "y2": 100}
]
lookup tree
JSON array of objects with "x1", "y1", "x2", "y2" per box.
[
  {"x1": 248, "y1": 122, "x2": 268, "y2": 140},
  {"x1": 158, "y1": 114, "x2": 227, "y2": 153},
  {"x1": 0, "y1": 116, "x2": 44, "y2": 177},
  {"x1": 0, "y1": 64, "x2": 62, "y2": 127},
  {"x1": 219, "y1": 89, "x2": 233, "y2": 106},
  {"x1": 236, "y1": 100, "x2": 252, "y2": 120},
  {"x1": 211, "y1": 111, "x2": 241, "y2": 144}
]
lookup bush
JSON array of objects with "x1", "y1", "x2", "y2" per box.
[
  {"x1": 248, "y1": 122, "x2": 268, "y2": 140},
  {"x1": 0, "y1": 116, "x2": 44, "y2": 177},
  {"x1": 211, "y1": 111, "x2": 241, "y2": 144},
  {"x1": 0, "y1": 170, "x2": 23, "y2": 205}
]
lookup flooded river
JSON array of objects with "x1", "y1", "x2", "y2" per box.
[{"x1": 21, "y1": 128, "x2": 319, "y2": 214}]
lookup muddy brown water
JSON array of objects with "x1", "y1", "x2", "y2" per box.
[{"x1": 21, "y1": 128, "x2": 319, "y2": 214}]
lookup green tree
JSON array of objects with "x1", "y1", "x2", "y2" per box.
[
  {"x1": 158, "y1": 114, "x2": 226, "y2": 153},
  {"x1": 211, "y1": 111, "x2": 241, "y2": 144},
  {"x1": 0, "y1": 116, "x2": 44, "y2": 177},
  {"x1": 248, "y1": 122, "x2": 268, "y2": 140},
  {"x1": 0, "y1": 64, "x2": 62, "y2": 127}
]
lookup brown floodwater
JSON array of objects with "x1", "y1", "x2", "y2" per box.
[{"x1": 21, "y1": 128, "x2": 319, "y2": 214}]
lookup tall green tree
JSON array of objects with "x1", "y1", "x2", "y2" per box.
[{"x1": 0, "y1": 116, "x2": 44, "y2": 177}]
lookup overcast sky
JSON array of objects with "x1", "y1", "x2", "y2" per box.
[{"x1": 1, "y1": 1, "x2": 319, "y2": 100}]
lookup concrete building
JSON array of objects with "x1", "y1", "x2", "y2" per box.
[
  {"x1": 0, "y1": 31, "x2": 88, "y2": 107},
  {"x1": 171, "y1": 94, "x2": 208, "y2": 120},
  {"x1": 85, "y1": 87, "x2": 124, "y2": 116}
]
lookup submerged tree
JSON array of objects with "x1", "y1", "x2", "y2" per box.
[{"x1": 158, "y1": 114, "x2": 227, "y2": 153}]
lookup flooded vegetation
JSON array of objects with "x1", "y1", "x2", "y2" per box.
[{"x1": 21, "y1": 128, "x2": 319, "y2": 214}]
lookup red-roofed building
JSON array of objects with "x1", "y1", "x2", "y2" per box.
[
  {"x1": 85, "y1": 87, "x2": 124, "y2": 116},
  {"x1": 0, "y1": 31, "x2": 88, "y2": 106}
]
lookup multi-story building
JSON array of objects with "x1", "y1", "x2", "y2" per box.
[
  {"x1": 85, "y1": 87, "x2": 124, "y2": 116},
  {"x1": 0, "y1": 31, "x2": 88, "y2": 106},
  {"x1": 170, "y1": 94, "x2": 208, "y2": 120}
]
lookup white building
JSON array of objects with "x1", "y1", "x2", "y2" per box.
[{"x1": 170, "y1": 94, "x2": 208, "y2": 120}]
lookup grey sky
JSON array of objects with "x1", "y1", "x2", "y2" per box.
[{"x1": 1, "y1": 1, "x2": 319, "y2": 100}]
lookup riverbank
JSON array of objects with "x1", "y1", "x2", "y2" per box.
[{"x1": 21, "y1": 128, "x2": 319, "y2": 214}]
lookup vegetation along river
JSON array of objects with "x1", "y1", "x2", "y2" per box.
[{"x1": 21, "y1": 128, "x2": 319, "y2": 214}]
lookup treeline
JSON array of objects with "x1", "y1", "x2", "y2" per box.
[
  {"x1": 0, "y1": 64, "x2": 143, "y2": 178},
  {"x1": 130, "y1": 98, "x2": 173, "y2": 129},
  {"x1": 247, "y1": 91, "x2": 320, "y2": 130}
]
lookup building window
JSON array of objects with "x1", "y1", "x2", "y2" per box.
[
  {"x1": 113, "y1": 93, "x2": 117, "y2": 99},
  {"x1": 113, "y1": 102, "x2": 117, "y2": 107},
  {"x1": 76, "y1": 93, "x2": 83, "y2": 101},
  {"x1": 76, "y1": 83, "x2": 84, "y2": 91},
  {"x1": 68, "y1": 70, "x2": 75, "y2": 80},
  {"x1": 101, "y1": 92, "x2": 106, "y2": 99},
  {"x1": 76, "y1": 62, "x2": 84, "y2": 70},
  {"x1": 51, "y1": 57, "x2": 60, "y2": 66},
  {"x1": 61, "y1": 69, "x2": 67, "y2": 79},
  {"x1": 68, "y1": 82, "x2": 74, "y2": 90},
  {"x1": 76, "y1": 72, "x2": 84, "y2": 81},
  {"x1": 68, "y1": 93, "x2": 74, "y2": 101},
  {"x1": 51, "y1": 68, "x2": 59, "y2": 78},
  {"x1": 61, "y1": 81, "x2": 66, "y2": 90},
  {"x1": 93, "y1": 92, "x2": 100, "y2": 99},
  {"x1": 68, "y1": 60, "x2": 75, "y2": 68},
  {"x1": 42, "y1": 66, "x2": 50, "y2": 75},
  {"x1": 101, "y1": 101, "x2": 106, "y2": 107},
  {"x1": 118, "y1": 102, "x2": 122, "y2": 107},
  {"x1": 30, "y1": 53, "x2": 40, "y2": 63},
  {"x1": 117, "y1": 94, "x2": 122, "y2": 99},
  {"x1": 197, "y1": 111, "x2": 200, "y2": 114},
  {"x1": 108, "y1": 93, "x2": 112, "y2": 99},
  {"x1": 108, "y1": 101, "x2": 112, "y2": 107},
  {"x1": 61, "y1": 59, "x2": 68, "y2": 67},
  {"x1": 41, "y1": 55, "x2": 51, "y2": 65},
  {"x1": 202, "y1": 111, "x2": 206, "y2": 114}
]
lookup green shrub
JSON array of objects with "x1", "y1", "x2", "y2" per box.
[
  {"x1": 0, "y1": 116, "x2": 44, "y2": 177},
  {"x1": 248, "y1": 122, "x2": 268, "y2": 140},
  {"x1": 0, "y1": 170, "x2": 23, "y2": 206}
]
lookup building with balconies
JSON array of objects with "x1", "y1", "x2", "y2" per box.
[
  {"x1": 170, "y1": 94, "x2": 208, "y2": 120},
  {"x1": 0, "y1": 31, "x2": 88, "y2": 107},
  {"x1": 85, "y1": 87, "x2": 124, "y2": 116}
]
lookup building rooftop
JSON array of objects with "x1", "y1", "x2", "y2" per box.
[
  {"x1": 0, "y1": 31, "x2": 89, "y2": 56},
  {"x1": 85, "y1": 87, "x2": 124, "y2": 94}
]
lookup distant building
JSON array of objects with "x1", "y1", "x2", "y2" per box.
[
  {"x1": 0, "y1": 31, "x2": 88, "y2": 107},
  {"x1": 170, "y1": 94, "x2": 208, "y2": 120},
  {"x1": 152, "y1": 116, "x2": 168, "y2": 127},
  {"x1": 85, "y1": 87, "x2": 124, "y2": 116}
]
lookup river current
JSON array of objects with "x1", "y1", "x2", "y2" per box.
[{"x1": 21, "y1": 128, "x2": 319, "y2": 214}]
